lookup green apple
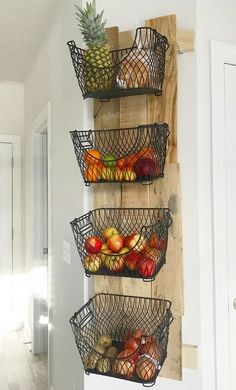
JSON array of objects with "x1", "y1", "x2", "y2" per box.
[
  {"x1": 103, "y1": 154, "x2": 116, "y2": 170},
  {"x1": 102, "y1": 226, "x2": 119, "y2": 240}
]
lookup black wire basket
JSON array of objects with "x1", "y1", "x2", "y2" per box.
[
  {"x1": 67, "y1": 27, "x2": 169, "y2": 101},
  {"x1": 70, "y1": 123, "x2": 169, "y2": 186},
  {"x1": 70, "y1": 293, "x2": 173, "y2": 386},
  {"x1": 70, "y1": 208, "x2": 172, "y2": 281}
]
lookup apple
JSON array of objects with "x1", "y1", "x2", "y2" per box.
[
  {"x1": 84, "y1": 254, "x2": 101, "y2": 273},
  {"x1": 149, "y1": 234, "x2": 167, "y2": 251},
  {"x1": 141, "y1": 246, "x2": 161, "y2": 262},
  {"x1": 107, "y1": 234, "x2": 125, "y2": 252},
  {"x1": 103, "y1": 154, "x2": 116, "y2": 170},
  {"x1": 126, "y1": 234, "x2": 146, "y2": 252},
  {"x1": 84, "y1": 236, "x2": 103, "y2": 254},
  {"x1": 133, "y1": 158, "x2": 156, "y2": 179},
  {"x1": 137, "y1": 257, "x2": 156, "y2": 278},
  {"x1": 105, "y1": 255, "x2": 125, "y2": 272},
  {"x1": 102, "y1": 226, "x2": 119, "y2": 240},
  {"x1": 125, "y1": 251, "x2": 142, "y2": 271}
]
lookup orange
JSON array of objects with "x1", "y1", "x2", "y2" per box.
[
  {"x1": 116, "y1": 157, "x2": 127, "y2": 170},
  {"x1": 137, "y1": 147, "x2": 155, "y2": 160},
  {"x1": 125, "y1": 153, "x2": 139, "y2": 168},
  {"x1": 84, "y1": 163, "x2": 103, "y2": 182},
  {"x1": 84, "y1": 149, "x2": 101, "y2": 165}
]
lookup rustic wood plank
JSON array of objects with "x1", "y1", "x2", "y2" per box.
[
  {"x1": 145, "y1": 15, "x2": 177, "y2": 163},
  {"x1": 120, "y1": 95, "x2": 147, "y2": 128},
  {"x1": 177, "y1": 30, "x2": 195, "y2": 53},
  {"x1": 150, "y1": 163, "x2": 183, "y2": 317},
  {"x1": 160, "y1": 315, "x2": 182, "y2": 380},
  {"x1": 182, "y1": 344, "x2": 198, "y2": 369}
]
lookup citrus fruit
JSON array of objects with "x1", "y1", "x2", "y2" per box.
[{"x1": 84, "y1": 149, "x2": 101, "y2": 165}]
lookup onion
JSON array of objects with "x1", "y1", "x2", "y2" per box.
[{"x1": 136, "y1": 356, "x2": 157, "y2": 381}]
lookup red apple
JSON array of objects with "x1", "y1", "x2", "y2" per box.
[
  {"x1": 149, "y1": 234, "x2": 167, "y2": 251},
  {"x1": 125, "y1": 251, "x2": 142, "y2": 271},
  {"x1": 102, "y1": 226, "x2": 119, "y2": 240},
  {"x1": 133, "y1": 158, "x2": 156, "y2": 179},
  {"x1": 84, "y1": 254, "x2": 101, "y2": 273},
  {"x1": 105, "y1": 255, "x2": 125, "y2": 272},
  {"x1": 141, "y1": 246, "x2": 161, "y2": 262},
  {"x1": 126, "y1": 234, "x2": 146, "y2": 252},
  {"x1": 107, "y1": 234, "x2": 125, "y2": 253},
  {"x1": 84, "y1": 236, "x2": 103, "y2": 254},
  {"x1": 137, "y1": 257, "x2": 156, "y2": 278}
]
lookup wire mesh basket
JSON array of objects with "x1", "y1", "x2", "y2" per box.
[
  {"x1": 70, "y1": 123, "x2": 169, "y2": 186},
  {"x1": 67, "y1": 27, "x2": 169, "y2": 101},
  {"x1": 70, "y1": 293, "x2": 173, "y2": 386},
  {"x1": 70, "y1": 208, "x2": 172, "y2": 281}
]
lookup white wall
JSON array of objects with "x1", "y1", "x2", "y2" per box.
[
  {"x1": 24, "y1": 1, "x2": 84, "y2": 389},
  {"x1": 83, "y1": 1, "x2": 201, "y2": 390},
  {"x1": 196, "y1": 1, "x2": 236, "y2": 390},
  {"x1": 0, "y1": 81, "x2": 24, "y2": 135}
]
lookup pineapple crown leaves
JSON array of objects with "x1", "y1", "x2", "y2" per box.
[{"x1": 75, "y1": 1, "x2": 108, "y2": 48}]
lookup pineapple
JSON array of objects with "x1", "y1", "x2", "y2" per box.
[{"x1": 75, "y1": 0, "x2": 113, "y2": 92}]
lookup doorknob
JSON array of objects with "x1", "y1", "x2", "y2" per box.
[{"x1": 233, "y1": 298, "x2": 236, "y2": 310}]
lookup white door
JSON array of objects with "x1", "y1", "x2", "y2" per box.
[
  {"x1": 0, "y1": 143, "x2": 13, "y2": 275},
  {"x1": 0, "y1": 138, "x2": 22, "y2": 331},
  {"x1": 211, "y1": 41, "x2": 236, "y2": 390},
  {"x1": 224, "y1": 63, "x2": 236, "y2": 390}
]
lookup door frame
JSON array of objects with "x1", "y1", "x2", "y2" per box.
[
  {"x1": 0, "y1": 135, "x2": 21, "y2": 271},
  {"x1": 31, "y1": 102, "x2": 52, "y2": 387},
  {"x1": 210, "y1": 40, "x2": 236, "y2": 390}
]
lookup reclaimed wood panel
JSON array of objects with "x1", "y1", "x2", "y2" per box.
[
  {"x1": 150, "y1": 163, "x2": 183, "y2": 317},
  {"x1": 160, "y1": 315, "x2": 182, "y2": 380},
  {"x1": 145, "y1": 15, "x2": 177, "y2": 163},
  {"x1": 93, "y1": 16, "x2": 183, "y2": 380}
]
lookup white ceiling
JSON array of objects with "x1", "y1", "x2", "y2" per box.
[{"x1": 0, "y1": 0, "x2": 57, "y2": 81}]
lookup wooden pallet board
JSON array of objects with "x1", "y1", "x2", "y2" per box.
[
  {"x1": 145, "y1": 15, "x2": 177, "y2": 164},
  {"x1": 93, "y1": 14, "x2": 183, "y2": 380}
]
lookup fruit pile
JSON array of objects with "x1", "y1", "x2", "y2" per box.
[
  {"x1": 84, "y1": 330, "x2": 164, "y2": 383},
  {"x1": 83, "y1": 146, "x2": 160, "y2": 182},
  {"x1": 84, "y1": 226, "x2": 167, "y2": 278}
]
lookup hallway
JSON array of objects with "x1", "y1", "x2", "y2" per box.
[{"x1": 0, "y1": 330, "x2": 47, "y2": 390}]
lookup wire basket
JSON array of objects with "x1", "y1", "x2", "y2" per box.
[
  {"x1": 70, "y1": 208, "x2": 172, "y2": 281},
  {"x1": 67, "y1": 27, "x2": 169, "y2": 101},
  {"x1": 70, "y1": 123, "x2": 169, "y2": 186},
  {"x1": 70, "y1": 293, "x2": 173, "y2": 386}
]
